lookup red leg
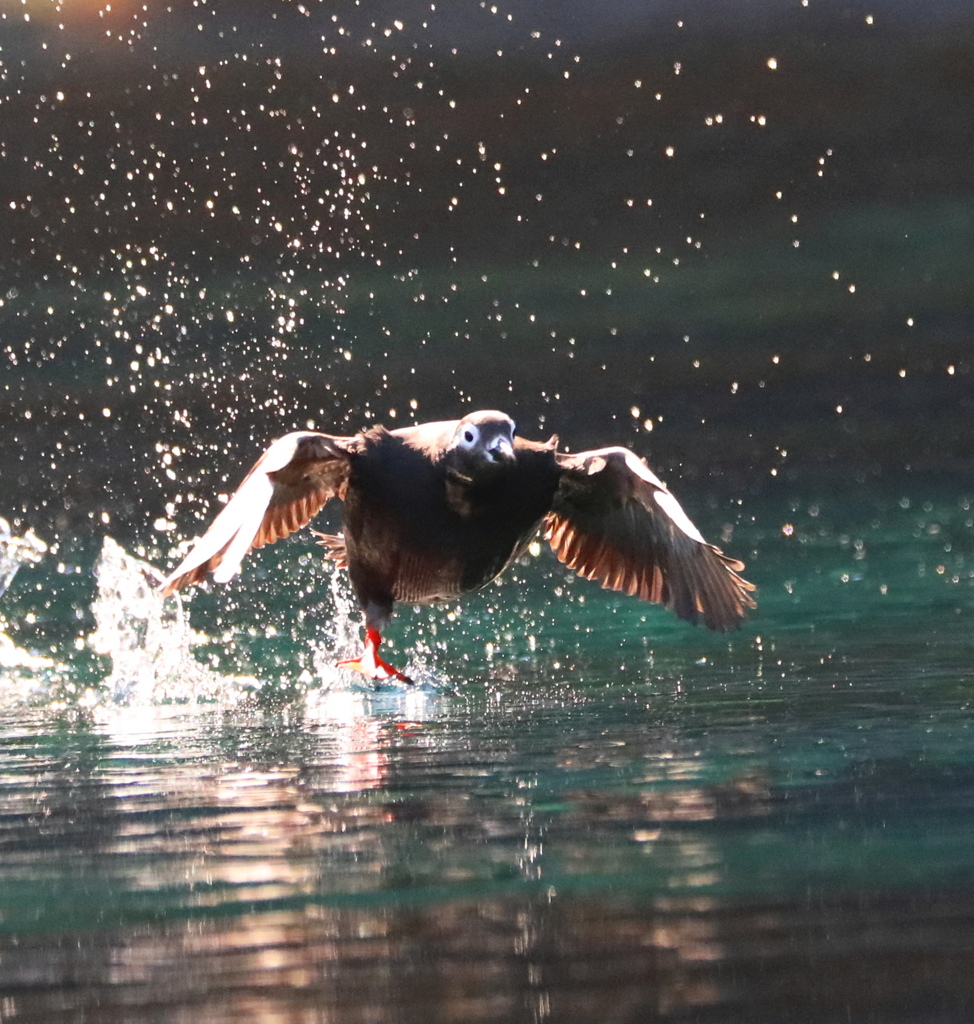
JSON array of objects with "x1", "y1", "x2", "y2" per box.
[{"x1": 337, "y1": 628, "x2": 412, "y2": 683}]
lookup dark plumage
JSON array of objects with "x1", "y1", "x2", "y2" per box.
[{"x1": 159, "y1": 411, "x2": 755, "y2": 680}]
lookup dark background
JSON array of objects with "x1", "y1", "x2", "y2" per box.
[{"x1": 2, "y1": 0, "x2": 973, "y2": 547}]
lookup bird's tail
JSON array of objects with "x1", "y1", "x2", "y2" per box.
[{"x1": 312, "y1": 531, "x2": 348, "y2": 568}]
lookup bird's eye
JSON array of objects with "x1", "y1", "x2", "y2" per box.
[{"x1": 464, "y1": 430, "x2": 475, "y2": 443}]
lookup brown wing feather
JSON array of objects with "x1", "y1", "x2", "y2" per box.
[
  {"x1": 311, "y1": 531, "x2": 348, "y2": 569},
  {"x1": 159, "y1": 431, "x2": 356, "y2": 595},
  {"x1": 547, "y1": 447, "x2": 756, "y2": 631}
]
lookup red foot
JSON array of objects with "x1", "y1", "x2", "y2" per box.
[{"x1": 337, "y1": 628, "x2": 412, "y2": 683}]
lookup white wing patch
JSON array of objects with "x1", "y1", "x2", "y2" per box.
[
  {"x1": 160, "y1": 431, "x2": 323, "y2": 591},
  {"x1": 210, "y1": 484, "x2": 273, "y2": 583},
  {"x1": 565, "y1": 446, "x2": 709, "y2": 544},
  {"x1": 610, "y1": 447, "x2": 708, "y2": 545},
  {"x1": 652, "y1": 488, "x2": 707, "y2": 544}
]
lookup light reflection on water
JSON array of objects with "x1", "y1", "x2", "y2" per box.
[
  {"x1": 0, "y1": 493, "x2": 973, "y2": 1020},
  {"x1": 0, "y1": 620, "x2": 973, "y2": 1021},
  {"x1": 4, "y1": 0, "x2": 974, "y2": 1014}
]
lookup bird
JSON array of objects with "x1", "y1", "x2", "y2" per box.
[{"x1": 159, "y1": 410, "x2": 755, "y2": 681}]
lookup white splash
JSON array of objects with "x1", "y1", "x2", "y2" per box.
[
  {"x1": 89, "y1": 536, "x2": 251, "y2": 703},
  {"x1": 0, "y1": 517, "x2": 52, "y2": 672},
  {"x1": 307, "y1": 559, "x2": 449, "y2": 694},
  {"x1": 0, "y1": 632, "x2": 54, "y2": 673},
  {"x1": 0, "y1": 517, "x2": 47, "y2": 598},
  {"x1": 308, "y1": 559, "x2": 368, "y2": 689}
]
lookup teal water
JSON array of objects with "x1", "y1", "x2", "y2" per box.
[
  {"x1": 1, "y1": 486, "x2": 972, "y2": 1022},
  {"x1": 4, "y1": 2, "x2": 974, "y2": 1019}
]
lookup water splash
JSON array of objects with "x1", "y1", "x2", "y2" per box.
[
  {"x1": 308, "y1": 558, "x2": 364, "y2": 689},
  {"x1": 307, "y1": 557, "x2": 451, "y2": 694},
  {"x1": 89, "y1": 536, "x2": 253, "y2": 704},
  {"x1": 4, "y1": 524, "x2": 448, "y2": 706},
  {"x1": 305, "y1": 678, "x2": 450, "y2": 738},
  {"x1": 0, "y1": 518, "x2": 52, "y2": 672},
  {"x1": 0, "y1": 517, "x2": 47, "y2": 599}
]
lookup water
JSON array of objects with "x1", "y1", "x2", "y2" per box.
[
  {"x1": 0, "y1": 518, "x2": 49, "y2": 674},
  {"x1": 4, "y1": 1, "x2": 974, "y2": 1019},
  {"x1": 1, "y1": 486, "x2": 973, "y2": 1021}
]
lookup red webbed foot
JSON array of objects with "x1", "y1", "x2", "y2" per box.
[{"x1": 337, "y1": 628, "x2": 412, "y2": 684}]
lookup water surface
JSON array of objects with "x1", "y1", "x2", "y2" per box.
[
  {"x1": 3, "y1": 2, "x2": 974, "y2": 1019},
  {"x1": 1, "y1": 486, "x2": 973, "y2": 1022}
]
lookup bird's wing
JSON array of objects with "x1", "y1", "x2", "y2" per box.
[
  {"x1": 546, "y1": 447, "x2": 756, "y2": 631},
  {"x1": 159, "y1": 431, "x2": 357, "y2": 595}
]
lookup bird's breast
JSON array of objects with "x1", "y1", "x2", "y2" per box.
[{"x1": 339, "y1": 452, "x2": 556, "y2": 604}]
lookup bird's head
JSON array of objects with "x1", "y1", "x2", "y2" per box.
[{"x1": 446, "y1": 410, "x2": 516, "y2": 478}]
